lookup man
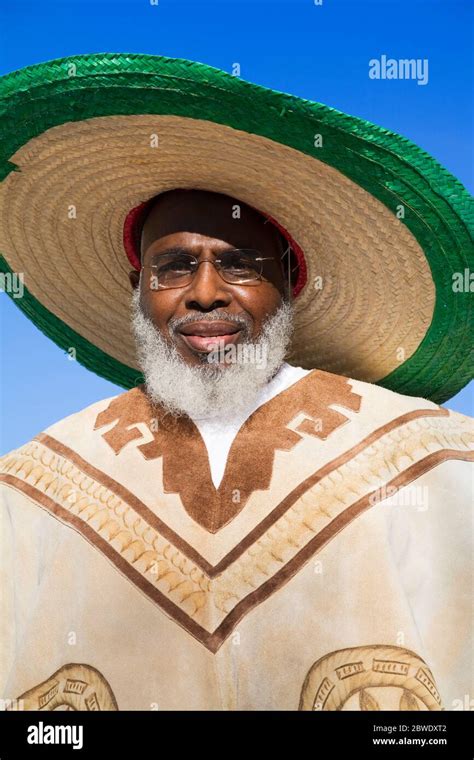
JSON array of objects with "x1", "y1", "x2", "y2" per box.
[{"x1": 0, "y1": 53, "x2": 472, "y2": 712}]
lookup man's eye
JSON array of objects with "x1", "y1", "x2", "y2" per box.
[
  {"x1": 159, "y1": 258, "x2": 193, "y2": 273},
  {"x1": 224, "y1": 254, "x2": 259, "y2": 271}
]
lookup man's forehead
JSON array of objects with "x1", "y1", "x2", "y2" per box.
[{"x1": 140, "y1": 189, "x2": 281, "y2": 255}]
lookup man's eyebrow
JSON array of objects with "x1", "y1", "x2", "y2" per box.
[
  {"x1": 148, "y1": 246, "x2": 194, "y2": 258},
  {"x1": 147, "y1": 245, "x2": 259, "y2": 259}
]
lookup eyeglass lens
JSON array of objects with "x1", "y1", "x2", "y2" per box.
[{"x1": 149, "y1": 249, "x2": 266, "y2": 287}]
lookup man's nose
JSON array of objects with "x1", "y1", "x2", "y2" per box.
[{"x1": 184, "y1": 256, "x2": 232, "y2": 308}]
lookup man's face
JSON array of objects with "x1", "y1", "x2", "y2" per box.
[{"x1": 129, "y1": 189, "x2": 289, "y2": 367}]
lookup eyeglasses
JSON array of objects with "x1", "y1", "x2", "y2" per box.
[{"x1": 145, "y1": 249, "x2": 280, "y2": 289}]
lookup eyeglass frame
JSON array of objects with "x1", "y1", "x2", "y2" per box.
[{"x1": 142, "y1": 248, "x2": 286, "y2": 290}]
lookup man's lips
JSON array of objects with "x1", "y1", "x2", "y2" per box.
[{"x1": 178, "y1": 321, "x2": 242, "y2": 352}]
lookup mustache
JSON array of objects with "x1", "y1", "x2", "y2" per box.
[{"x1": 168, "y1": 311, "x2": 254, "y2": 340}]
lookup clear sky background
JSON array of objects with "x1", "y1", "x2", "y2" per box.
[{"x1": 0, "y1": 0, "x2": 472, "y2": 453}]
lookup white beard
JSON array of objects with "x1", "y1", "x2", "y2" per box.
[{"x1": 130, "y1": 287, "x2": 295, "y2": 420}]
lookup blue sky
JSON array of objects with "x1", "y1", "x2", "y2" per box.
[{"x1": 0, "y1": 0, "x2": 472, "y2": 451}]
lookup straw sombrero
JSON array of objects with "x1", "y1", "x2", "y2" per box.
[{"x1": 0, "y1": 52, "x2": 472, "y2": 403}]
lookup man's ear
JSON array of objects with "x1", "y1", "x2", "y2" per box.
[{"x1": 129, "y1": 270, "x2": 140, "y2": 290}]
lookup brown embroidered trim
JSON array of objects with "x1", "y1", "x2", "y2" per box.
[
  {"x1": 9, "y1": 664, "x2": 119, "y2": 711},
  {"x1": 206, "y1": 449, "x2": 473, "y2": 651},
  {"x1": 299, "y1": 645, "x2": 442, "y2": 711},
  {"x1": 93, "y1": 370, "x2": 362, "y2": 532},
  {"x1": 0, "y1": 472, "x2": 212, "y2": 647},
  {"x1": 36, "y1": 407, "x2": 450, "y2": 575},
  {"x1": 2, "y1": 408, "x2": 472, "y2": 653},
  {"x1": 1, "y1": 449, "x2": 471, "y2": 653}
]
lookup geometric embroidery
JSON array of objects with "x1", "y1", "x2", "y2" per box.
[
  {"x1": 299, "y1": 645, "x2": 443, "y2": 711},
  {"x1": 92, "y1": 371, "x2": 362, "y2": 532},
  {"x1": 1, "y1": 409, "x2": 472, "y2": 652},
  {"x1": 7, "y1": 664, "x2": 118, "y2": 711}
]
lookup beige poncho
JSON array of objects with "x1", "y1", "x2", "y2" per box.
[{"x1": 1, "y1": 368, "x2": 472, "y2": 711}]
